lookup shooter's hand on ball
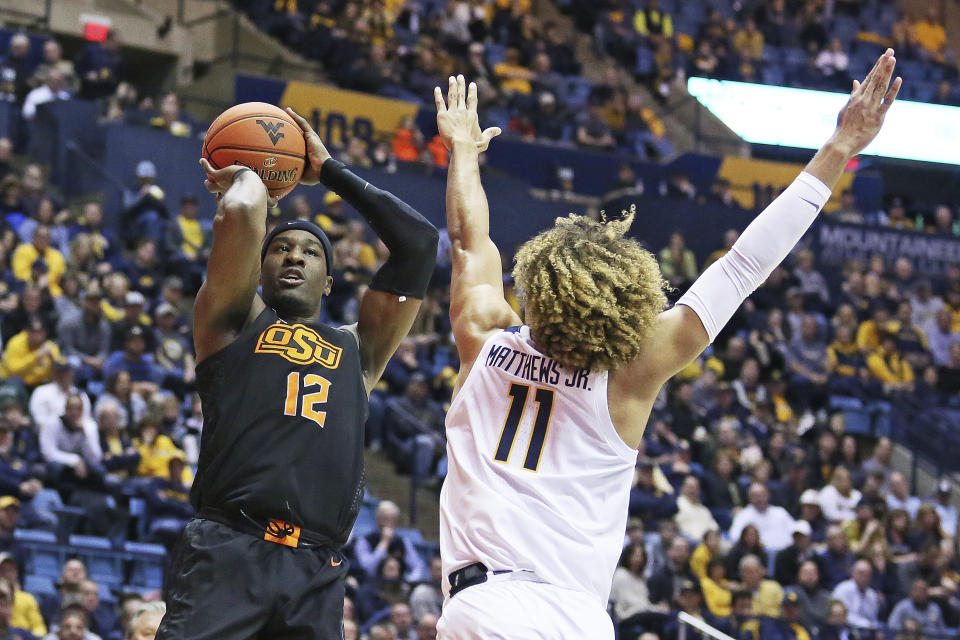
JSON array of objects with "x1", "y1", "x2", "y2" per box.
[
  {"x1": 828, "y1": 48, "x2": 901, "y2": 159},
  {"x1": 435, "y1": 74, "x2": 501, "y2": 153},
  {"x1": 198, "y1": 158, "x2": 273, "y2": 205},
  {"x1": 286, "y1": 107, "x2": 332, "y2": 185}
]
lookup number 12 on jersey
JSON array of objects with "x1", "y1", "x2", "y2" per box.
[{"x1": 494, "y1": 383, "x2": 555, "y2": 472}]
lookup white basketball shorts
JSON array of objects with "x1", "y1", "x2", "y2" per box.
[{"x1": 437, "y1": 579, "x2": 614, "y2": 639}]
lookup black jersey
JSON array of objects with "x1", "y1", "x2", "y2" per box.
[{"x1": 192, "y1": 306, "x2": 367, "y2": 546}]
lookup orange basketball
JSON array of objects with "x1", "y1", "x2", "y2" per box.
[{"x1": 203, "y1": 102, "x2": 306, "y2": 199}]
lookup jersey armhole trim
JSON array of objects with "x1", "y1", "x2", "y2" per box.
[{"x1": 595, "y1": 372, "x2": 640, "y2": 459}]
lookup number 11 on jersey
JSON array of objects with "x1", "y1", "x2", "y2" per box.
[{"x1": 494, "y1": 383, "x2": 555, "y2": 472}]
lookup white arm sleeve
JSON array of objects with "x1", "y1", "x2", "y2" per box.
[{"x1": 676, "y1": 171, "x2": 833, "y2": 342}]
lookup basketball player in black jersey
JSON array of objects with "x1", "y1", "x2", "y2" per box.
[{"x1": 156, "y1": 109, "x2": 438, "y2": 640}]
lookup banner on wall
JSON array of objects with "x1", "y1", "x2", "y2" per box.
[
  {"x1": 808, "y1": 221, "x2": 960, "y2": 274},
  {"x1": 235, "y1": 74, "x2": 419, "y2": 148}
]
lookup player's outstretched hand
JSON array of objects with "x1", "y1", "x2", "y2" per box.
[
  {"x1": 435, "y1": 75, "x2": 501, "y2": 153},
  {"x1": 286, "y1": 107, "x2": 332, "y2": 186},
  {"x1": 831, "y1": 48, "x2": 901, "y2": 157}
]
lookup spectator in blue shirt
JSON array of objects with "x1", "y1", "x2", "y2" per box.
[{"x1": 103, "y1": 326, "x2": 158, "y2": 386}]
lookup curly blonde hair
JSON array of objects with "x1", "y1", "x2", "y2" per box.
[{"x1": 512, "y1": 209, "x2": 668, "y2": 372}]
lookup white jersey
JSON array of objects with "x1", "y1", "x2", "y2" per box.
[{"x1": 439, "y1": 325, "x2": 637, "y2": 606}]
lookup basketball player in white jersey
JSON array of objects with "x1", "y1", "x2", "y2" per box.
[{"x1": 433, "y1": 51, "x2": 900, "y2": 638}]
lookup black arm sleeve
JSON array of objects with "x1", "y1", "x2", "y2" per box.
[{"x1": 319, "y1": 159, "x2": 439, "y2": 299}]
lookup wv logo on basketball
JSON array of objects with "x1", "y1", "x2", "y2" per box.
[
  {"x1": 256, "y1": 119, "x2": 285, "y2": 146},
  {"x1": 255, "y1": 322, "x2": 342, "y2": 369}
]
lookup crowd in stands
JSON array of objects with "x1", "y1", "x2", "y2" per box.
[
  {"x1": 1, "y1": 2, "x2": 960, "y2": 640},
  {"x1": 234, "y1": 0, "x2": 676, "y2": 160}
]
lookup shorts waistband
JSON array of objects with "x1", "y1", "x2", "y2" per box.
[
  {"x1": 199, "y1": 507, "x2": 335, "y2": 549},
  {"x1": 447, "y1": 562, "x2": 545, "y2": 598}
]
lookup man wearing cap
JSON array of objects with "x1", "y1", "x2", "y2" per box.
[
  {"x1": 315, "y1": 191, "x2": 349, "y2": 241},
  {"x1": 121, "y1": 160, "x2": 168, "y2": 246},
  {"x1": 152, "y1": 303, "x2": 194, "y2": 395},
  {"x1": 56, "y1": 284, "x2": 111, "y2": 386},
  {"x1": 165, "y1": 193, "x2": 209, "y2": 294},
  {"x1": 933, "y1": 480, "x2": 957, "y2": 535},
  {"x1": 661, "y1": 579, "x2": 734, "y2": 640},
  {"x1": 774, "y1": 520, "x2": 821, "y2": 587},
  {"x1": 102, "y1": 327, "x2": 158, "y2": 387},
  {"x1": 156, "y1": 109, "x2": 437, "y2": 639},
  {"x1": 757, "y1": 588, "x2": 812, "y2": 640},
  {"x1": 0, "y1": 319, "x2": 63, "y2": 389},
  {"x1": 0, "y1": 497, "x2": 20, "y2": 540},
  {"x1": 108, "y1": 291, "x2": 153, "y2": 354}
]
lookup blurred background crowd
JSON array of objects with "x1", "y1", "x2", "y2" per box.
[{"x1": 0, "y1": 0, "x2": 959, "y2": 638}]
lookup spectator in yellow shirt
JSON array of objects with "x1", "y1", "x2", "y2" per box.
[
  {"x1": 135, "y1": 417, "x2": 193, "y2": 484},
  {"x1": 494, "y1": 47, "x2": 535, "y2": 96},
  {"x1": 701, "y1": 558, "x2": 733, "y2": 617},
  {"x1": 740, "y1": 554, "x2": 783, "y2": 617},
  {"x1": 634, "y1": 0, "x2": 673, "y2": 41},
  {"x1": 0, "y1": 553, "x2": 45, "y2": 636},
  {"x1": 10, "y1": 226, "x2": 65, "y2": 297},
  {"x1": 914, "y1": 7, "x2": 947, "y2": 62},
  {"x1": 315, "y1": 191, "x2": 349, "y2": 241},
  {"x1": 733, "y1": 18, "x2": 764, "y2": 63},
  {"x1": 690, "y1": 528, "x2": 722, "y2": 580},
  {"x1": 336, "y1": 221, "x2": 379, "y2": 272},
  {"x1": 0, "y1": 319, "x2": 62, "y2": 388},
  {"x1": 867, "y1": 332, "x2": 914, "y2": 392},
  {"x1": 856, "y1": 303, "x2": 897, "y2": 353}
]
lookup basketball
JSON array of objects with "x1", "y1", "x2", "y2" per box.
[{"x1": 203, "y1": 102, "x2": 306, "y2": 199}]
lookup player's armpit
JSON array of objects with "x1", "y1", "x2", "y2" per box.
[{"x1": 353, "y1": 288, "x2": 424, "y2": 395}]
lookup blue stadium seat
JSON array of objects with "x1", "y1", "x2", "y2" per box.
[
  {"x1": 485, "y1": 44, "x2": 506, "y2": 68},
  {"x1": 70, "y1": 535, "x2": 124, "y2": 587},
  {"x1": 15, "y1": 529, "x2": 62, "y2": 580},
  {"x1": 99, "y1": 582, "x2": 117, "y2": 604},
  {"x1": 829, "y1": 395, "x2": 863, "y2": 411},
  {"x1": 395, "y1": 528, "x2": 425, "y2": 546},
  {"x1": 415, "y1": 541, "x2": 440, "y2": 567},
  {"x1": 23, "y1": 575, "x2": 56, "y2": 599},
  {"x1": 124, "y1": 542, "x2": 167, "y2": 590},
  {"x1": 351, "y1": 505, "x2": 377, "y2": 541},
  {"x1": 842, "y1": 408, "x2": 873, "y2": 436}
]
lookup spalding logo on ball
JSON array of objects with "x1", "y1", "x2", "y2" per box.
[{"x1": 202, "y1": 102, "x2": 307, "y2": 199}]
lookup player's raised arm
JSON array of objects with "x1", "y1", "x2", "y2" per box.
[
  {"x1": 436, "y1": 75, "x2": 519, "y2": 371},
  {"x1": 193, "y1": 160, "x2": 270, "y2": 362},
  {"x1": 286, "y1": 108, "x2": 439, "y2": 394},
  {"x1": 620, "y1": 49, "x2": 901, "y2": 401}
]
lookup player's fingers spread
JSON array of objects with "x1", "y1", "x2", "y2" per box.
[
  {"x1": 457, "y1": 75, "x2": 467, "y2": 109},
  {"x1": 851, "y1": 79, "x2": 860, "y2": 95},
  {"x1": 467, "y1": 82, "x2": 478, "y2": 112},
  {"x1": 883, "y1": 76, "x2": 903, "y2": 111},
  {"x1": 434, "y1": 86, "x2": 446, "y2": 112},
  {"x1": 448, "y1": 76, "x2": 457, "y2": 110}
]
